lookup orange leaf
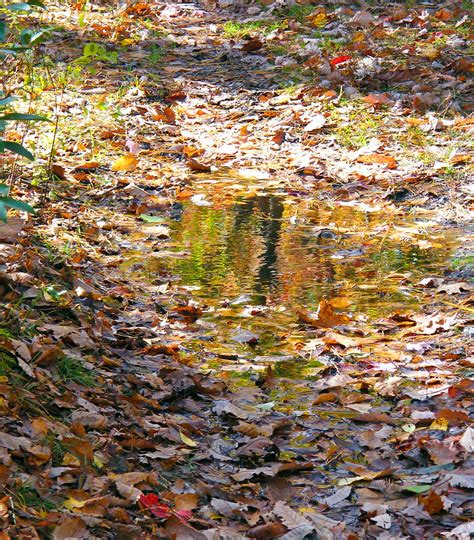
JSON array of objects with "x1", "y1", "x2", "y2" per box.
[
  {"x1": 420, "y1": 490, "x2": 444, "y2": 514},
  {"x1": 186, "y1": 158, "x2": 211, "y2": 173},
  {"x1": 313, "y1": 392, "x2": 339, "y2": 405},
  {"x1": 435, "y1": 8, "x2": 452, "y2": 21},
  {"x1": 363, "y1": 93, "x2": 392, "y2": 108},
  {"x1": 357, "y1": 154, "x2": 398, "y2": 169},
  {"x1": 111, "y1": 154, "x2": 138, "y2": 172},
  {"x1": 272, "y1": 129, "x2": 285, "y2": 145},
  {"x1": 299, "y1": 300, "x2": 349, "y2": 328}
]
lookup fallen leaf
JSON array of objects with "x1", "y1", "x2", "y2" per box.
[
  {"x1": 459, "y1": 427, "x2": 474, "y2": 452},
  {"x1": 180, "y1": 432, "x2": 198, "y2": 447},
  {"x1": 53, "y1": 517, "x2": 88, "y2": 539},
  {"x1": 356, "y1": 154, "x2": 397, "y2": 169},
  {"x1": 186, "y1": 158, "x2": 211, "y2": 172},
  {"x1": 322, "y1": 486, "x2": 351, "y2": 506},
  {"x1": 304, "y1": 114, "x2": 326, "y2": 132},
  {"x1": 330, "y1": 55, "x2": 352, "y2": 66},
  {"x1": 420, "y1": 490, "x2": 443, "y2": 515},
  {"x1": 242, "y1": 38, "x2": 263, "y2": 53},
  {"x1": 299, "y1": 300, "x2": 349, "y2": 328},
  {"x1": 273, "y1": 501, "x2": 315, "y2": 537},
  {"x1": 111, "y1": 153, "x2": 138, "y2": 172}
]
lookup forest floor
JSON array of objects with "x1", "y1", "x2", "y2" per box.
[{"x1": 0, "y1": 0, "x2": 473, "y2": 538}]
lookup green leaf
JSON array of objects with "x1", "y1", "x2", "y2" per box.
[
  {"x1": 0, "y1": 203, "x2": 7, "y2": 223},
  {"x1": 0, "y1": 96, "x2": 17, "y2": 108},
  {"x1": 0, "y1": 196, "x2": 34, "y2": 214},
  {"x1": 403, "y1": 485, "x2": 432, "y2": 494},
  {"x1": 0, "y1": 113, "x2": 50, "y2": 122},
  {"x1": 0, "y1": 184, "x2": 9, "y2": 196},
  {"x1": 139, "y1": 214, "x2": 165, "y2": 223},
  {"x1": 0, "y1": 141, "x2": 34, "y2": 161},
  {"x1": 22, "y1": 28, "x2": 51, "y2": 46},
  {"x1": 7, "y1": 3, "x2": 34, "y2": 11},
  {"x1": 27, "y1": 0, "x2": 45, "y2": 7},
  {"x1": 0, "y1": 21, "x2": 6, "y2": 42}
]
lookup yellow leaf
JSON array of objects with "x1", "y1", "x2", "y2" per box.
[
  {"x1": 421, "y1": 45, "x2": 440, "y2": 60},
  {"x1": 111, "y1": 154, "x2": 138, "y2": 172},
  {"x1": 311, "y1": 13, "x2": 328, "y2": 27},
  {"x1": 62, "y1": 452, "x2": 80, "y2": 466},
  {"x1": 93, "y1": 455, "x2": 104, "y2": 469},
  {"x1": 430, "y1": 418, "x2": 448, "y2": 431},
  {"x1": 179, "y1": 432, "x2": 197, "y2": 447},
  {"x1": 64, "y1": 497, "x2": 88, "y2": 510}
]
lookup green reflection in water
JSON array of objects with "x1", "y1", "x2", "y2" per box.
[{"x1": 165, "y1": 195, "x2": 457, "y2": 317}]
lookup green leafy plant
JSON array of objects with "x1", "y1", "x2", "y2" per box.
[
  {"x1": 0, "y1": 183, "x2": 34, "y2": 222},
  {"x1": 0, "y1": 0, "x2": 51, "y2": 220},
  {"x1": 0, "y1": 100, "x2": 50, "y2": 161},
  {"x1": 77, "y1": 42, "x2": 118, "y2": 64}
]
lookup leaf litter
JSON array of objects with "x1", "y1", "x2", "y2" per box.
[{"x1": 0, "y1": 0, "x2": 473, "y2": 538}]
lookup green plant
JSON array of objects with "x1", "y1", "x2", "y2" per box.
[
  {"x1": 281, "y1": 4, "x2": 315, "y2": 22},
  {"x1": 149, "y1": 44, "x2": 164, "y2": 64},
  {"x1": 0, "y1": 182, "x2": 34, "y2": 222},
  {"x1": 0, "y1": 349, "x2": 17, "y2": 376},
  {"x1": 223, "y1": 20, "x2": 283, "y2": 38},
  {"x1": 77, "y1": 42, "x2": 118, "y2": 64},
  {"x1": 56, "y1": 356, "x2": 96, "y2": 386},
  {"x1": 0, "y1": 99, "x2": 50, "y2": 158},
  {"x1": 12, "y1": 482, "x2": 58, "y2": 512}
]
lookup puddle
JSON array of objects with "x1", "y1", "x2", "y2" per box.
[
  {"x1": 149, "y1": 194, "x2": 459, "y2": 314},
  {"x1": 122, "y1": 189, "x2": 463, "y2": 395}
]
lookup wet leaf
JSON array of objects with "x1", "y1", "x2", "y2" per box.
[{"x1": 299, "y1": 300, "x2": 349, "y2": 328}]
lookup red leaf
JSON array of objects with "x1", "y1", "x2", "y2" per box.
[
  {"x1": 139, "y1": 493, "x2": 172, "y2": 519},
  {"x1": 330, "y1": 55, "x2": 352, "y2": 66},
  {"x1": 139, "y1": 493, "x2": 192, "y2": 523},
  {"x1": 176, "y1": 509, "x2": 192, "y2": 523}
]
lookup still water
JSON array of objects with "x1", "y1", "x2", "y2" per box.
[
  {"x1": 157, "y1": 194, "x2": 458, "y2": 317},
  {"x1": 121, "y1": 188, "x2": 463, "y2": 391}
]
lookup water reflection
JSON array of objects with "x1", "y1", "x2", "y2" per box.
[{"x1": 162, "y1": 194, "x2": 457, "y2": 316}]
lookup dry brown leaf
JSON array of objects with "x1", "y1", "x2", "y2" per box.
[
  {"x1": 53, "y1": 517, "x2": 88, "y2": 540},
  {"x1": 363, "y1": 93, "x2": 392, "y2": 108},
  {"x1": 425, "y1": 440, "x2": 460, "y2": 465},
  {"x1": 273, "y1": 501, "x2": 315, "y2": 538},
  {"x1": 0, "y1": 217, "x2": 31, "y2": 243},
  {"x1": 420, "y1": 490, "x2": 443, "y2": 515},
  {"x1": 248, "y1": 522, "x2": 287, "y2": 539},
  {"x1": 242, "y1": 38, "x2": 263, "y2": 53},
  {"x1": 0, "y1": 432, "x2": 32, "y2": 451}
]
